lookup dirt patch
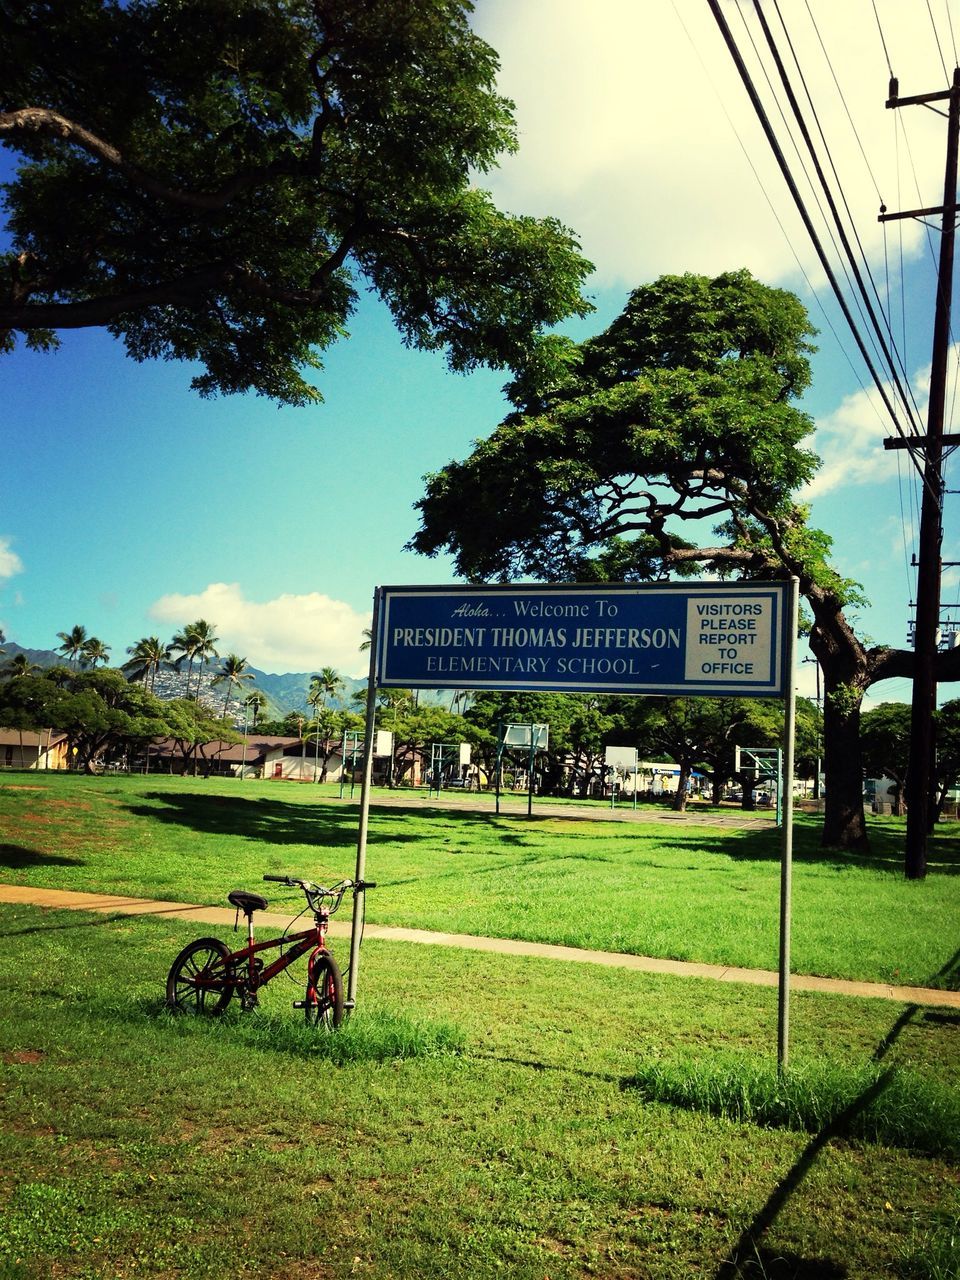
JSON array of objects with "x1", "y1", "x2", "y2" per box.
[{"x1": 3, "y1": 1048, "x2": 45, "y2": 1064}]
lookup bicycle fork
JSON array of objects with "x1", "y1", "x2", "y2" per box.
[{"x1": 292, "y1": 945, "x2": 325, "y2": 1011}]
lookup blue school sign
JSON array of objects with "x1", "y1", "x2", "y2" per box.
[{"x1": 375, "y1": 582, "x2": 789, "y2": 697}]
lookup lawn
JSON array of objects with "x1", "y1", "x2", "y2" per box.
[
  {"x1": 1, "y1": 772, "x2": 958, "y2": 1279},
  {"x1": 1, "y1": 772, "x2": 958, "y2": 989}
]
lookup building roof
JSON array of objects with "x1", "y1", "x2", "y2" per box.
[
  {"x1": 0, "y1": 728, "x2": 67, "y2": 748},
  {"x1": 149, "y1": 735, "x2": 319, "y2": 763}
]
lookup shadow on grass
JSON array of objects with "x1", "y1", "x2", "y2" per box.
[
  {"x1": 116, "y1": 787, "x2": 960, "y2": 876},
  {"x1": 470, "y1": 1049, "x2": 622, "y2": 1087},
  {"x1": 713, "y1": 1070, "x2": 894, "y2": 1279},
  {"x1": 123, "y1": 790, "x2": 546, "y2": 851},
  {"x1": 720, "y1": 1245, "x2": 847, "y2": 1278},
  {"x1": 709, "y1": 950, "x2": 957, "y2": 1279},
  {"x1": 124, "y1": 791, "x2": 357, "y2": 849},
  {"x1": 0, "y1": 843, "x2": 79, "y2": 870},
  {"x1": 0, "y1": 910, "x2": 135, "y2": 939}
]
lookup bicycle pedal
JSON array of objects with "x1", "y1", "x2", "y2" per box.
[{"x1": 292, "y1": 1000, "x2": 306, "y2": 1009}]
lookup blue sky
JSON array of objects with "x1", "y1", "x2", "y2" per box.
[{"x1": 2, "y1": 1, "x2": 958, "y2": 704}]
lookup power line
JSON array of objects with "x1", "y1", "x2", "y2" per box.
[
  {"x1": 927, "y1": 0, "x2": 950, "y2": 82},
  {"x1": 946, "y1": 0, "x2": 960, "y2": 68},
  {"x1": 670, "y1": 0, "x2": 896, "y2": 440},
  {"x1": 706, "y1": 0, "x2": 935, "y2": 496},
  {"x1": 807, "y1": 0, "x2": 886, "y2": 204},
  {"x1": 871, "y1": 0, "x2": 894, "y2": 78},
  {"x1": 761, "y1": 1, "x2": 924, "y2": 434}
]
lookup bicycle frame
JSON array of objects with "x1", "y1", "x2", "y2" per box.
[{"x1": 228, "y1": 907, "x2": 331, "y2": 1004}]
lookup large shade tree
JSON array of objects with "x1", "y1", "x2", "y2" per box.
[
  {"x1": 0, "y1": 669, "x2": 174, "y2": 772},
  {"x1": 860, "y1": 702, "x2": 912, "y2": 817},
  {"x1": 411, "y1": 270, "x2": 960, "y2": 864},
  {"x1": 0, "y1": 0, "x2": 591, "y2": 403}
]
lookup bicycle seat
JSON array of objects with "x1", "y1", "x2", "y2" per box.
[{"x1": 228, "y1": 890, "x2": 269, "y2": 916}]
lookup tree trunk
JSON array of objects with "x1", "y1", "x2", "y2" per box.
[
  {"x1": 891, "y1": 783, "x2": 906, "y2": 818},
  {"x1": 672, "y1": 763, "x2": 691, "y2": 811},
  {"x1": 820, "y1": 677, "x2": 869, "y2": 849}
]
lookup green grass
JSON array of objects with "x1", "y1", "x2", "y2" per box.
[
  {"x1": 625, "y1": 1052, "x2": 960, "y2": 1158},
  {"x1": 158, "y1": 1002, "x2": 466, "y2": 1064},
  {"x1": 899, "y1": 1195, "x2": 960, "y2": 1279},
  {"x1": 1, "y1": 771, "x2": 958, "y2": 988},
  {"x1": 1, "y1": 772, "x2": 958, "y2": 1276},
  {"x1": 1, "y1": 900, "x2": 958, "y2": 1280}
]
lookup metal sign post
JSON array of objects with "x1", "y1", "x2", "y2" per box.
[
  {"x1": 348, "y1": 587, "x2": 381, "y2": 1011},
  {"x1": 778, "y1": 579, "x2": 799, "y2": 1072}
]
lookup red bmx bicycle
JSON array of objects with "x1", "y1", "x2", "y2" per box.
[{"x1": 165, "y1": 875, "x2": 374, "y2": 1028}]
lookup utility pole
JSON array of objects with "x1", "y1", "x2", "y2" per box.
[{"x1": 882, "y1": 69, "x2": 960, "y2": 878}]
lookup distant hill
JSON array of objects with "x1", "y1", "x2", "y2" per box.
[
  {"x1": 0, "y1": 641, "x2": 363, "y2": 718},
  {"x1": 0, "y1": 641, "x2": 63, "y2": 669},
  {"x1": 0, "y1": 641, "x2": 455, "y2": 721},
  {"x1": 248, "y1": 668, "x2": 366, "y2": 714}
]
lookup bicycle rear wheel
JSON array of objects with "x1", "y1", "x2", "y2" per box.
[
  {"x1": 166, "y1": 937, "x2": 233, "y2": 1015},
  {"x1": 304, "y1": 954, "x2": 344, "y2": 1029}
]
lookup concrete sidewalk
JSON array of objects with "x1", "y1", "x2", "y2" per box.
[{"x1": 2, "y1": 883, "x2": 958, "y2": 1010}]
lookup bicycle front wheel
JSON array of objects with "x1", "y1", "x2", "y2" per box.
[
  {"x1": 166, "y1": 937, "x2": 233, "y2": 1015},
  {"x1": 304, "y1": 954, "x2": 344, "y2": 1029}
]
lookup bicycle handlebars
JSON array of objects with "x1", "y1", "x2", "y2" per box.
[{"x1": 262, "y1": 874, "x2": 377, "y2": 915}]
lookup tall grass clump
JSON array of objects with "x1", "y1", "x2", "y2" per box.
[
  {"x1": 625, "y1": 1052, "x2": 960, "y2": 1158},
  {"x1": 148, "y1": 1001, "x2": 465, "y2": 1064}
]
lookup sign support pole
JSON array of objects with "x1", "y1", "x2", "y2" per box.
[
  {"x1": 528, "y1": 725, "x2": 535, "y2": 818},
  {"x1": 347, "y1": 587, "x2": 381, "y2": 1009},
  {"x1": 777, "y1": 577, "x2": 799, "y2": 1073}
]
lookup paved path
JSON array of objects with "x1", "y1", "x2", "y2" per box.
[{"x1": 1, "y1": 883, "x2": 958, "y2": 1010}]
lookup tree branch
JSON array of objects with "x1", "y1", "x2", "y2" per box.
[
  {"x1": 0, "y1": 265, "x2": 234, "y2": 328},
  {"x1": 0, "y1": 254, "x2": 358, "y2": 330},
  {"x1": 0, "y1": 107, "x2": 295, "y2": 211}
]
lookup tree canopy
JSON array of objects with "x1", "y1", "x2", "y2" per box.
[
  {"x1": 411, "y1": 269, "x2": 960, "y2": 858},
  {"x1": 411, "y1": 270, "x2": 819, "y2": 582},
  {"x1": 0, "y1": 0, "x2": 592, "y2": 403}
]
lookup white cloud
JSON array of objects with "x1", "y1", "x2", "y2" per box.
[
  {"x1": 148, "y1": 583, "x2": 371, "y2": 677},
  {"x1": 474, "y1": 1, "x2": 940, "y2": 289},
  {"x1": 0, "y1": 537, "x2": 24, "y2": 582},
  {"x1": 803, "y1": 381, "x2": 902, "y2": 497},
  {"x1": 803, "y1": 341, "x2": 960, "y2": 498}
]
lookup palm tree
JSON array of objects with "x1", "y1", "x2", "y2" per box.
[
  {"x1": 169, "y1": 619, "x2": 219, "y2": 700},
  {"x1": 243, "y1": 690, "x2": 267, "y2": 728},
  {"x1": 168, "y1": 625, "x2": 198, "y2": 696},
  {"x1": 212, "y1": 654, "x2": 255, "y2": 716},
  {"x1": 308, "y1": 668, "x2": 344, "y2": 780},
  {"x1": 4, "y1": 652, "x2": 37, "y2": 678},
  {"x1": 122, "y1": 636, "x2": 170, "y2": 692},
  {"x1": 309, "y1": 667, "x2": 344, "y2": 711},
  {"x1": 56, "y1": 624, "x2": 88, "y2": 668},
  {"x1": 189, "y1": 619, "x2": 220, "y2": 700},
  {"x1": 81, "y1": 636, "x2": 111, "y2": 669}
]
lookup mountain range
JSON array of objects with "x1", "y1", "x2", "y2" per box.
[{"x1": 0, "y1": 640, "x2": 365, "y2": 718}]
